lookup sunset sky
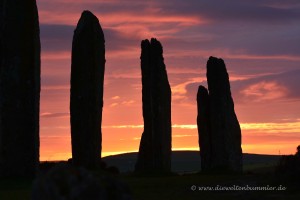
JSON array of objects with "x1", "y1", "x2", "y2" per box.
[{"x1": 37, "y1": 0, "x2": 300, "y2": 161}]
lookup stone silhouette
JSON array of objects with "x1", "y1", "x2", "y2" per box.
[
  {"x1": 197, "y1": 56, "x2": 242, "y2": 172},
  {"x1": 70, "y1": 11, "x2": 105, "y2": 168},
  {"x1": 135, "y1": 38, "x2": 172, "y2": 173},
  {"x1": 0, "y1": 0, "x2": 40, "y2": 177},
  {"x1": 197, "y1": 86, "x2": 211, "y2": 171}
]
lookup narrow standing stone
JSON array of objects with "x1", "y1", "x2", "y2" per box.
[
  {"x1": 0, "y1": 0, "x2": 40, "y2": 177},
  {"x1": 207, "y1": 56, "x2": 242, "y2": 172},
  {"x1": 135, "y1": 38, "x2": 172, "y2": 173},
  {"x1": 70, "y1": 11, "x2": 105, "y2": 168},
  {"x1": 197, "y1": 86, "x2": 211, "y2": 171},
  {"x1": 197, "y1": 56, "x2": 242, "y2": 172}
]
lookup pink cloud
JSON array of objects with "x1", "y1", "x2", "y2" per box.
[{"x1": 241, "y1": 81, "x2": 288, "y2": 102}]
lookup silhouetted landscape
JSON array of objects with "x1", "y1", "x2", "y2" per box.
[
  {"x1": 2, "y1": 150, "x2": 300, "y2": 199},
  {"x1": 1, "y1": 0, "x2": 300, "y2": 199},
  {"x1": 103, "y1": 151, "x2": 281, "y2": 173}
]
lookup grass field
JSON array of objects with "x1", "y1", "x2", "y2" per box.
[
  {"x1": 0, "y1": 152, "x2": 299, "y2": 200},
  {"x1": 0, "y1": 179, "x2": 32, "y2": 200},
  {"x1": 121, "y1": 173, "x2": 299, "y2": 200}
]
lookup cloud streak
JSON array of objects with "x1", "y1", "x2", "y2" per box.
[{"x1": 41, "y1": 112, "x2": 70, "y2": 118}]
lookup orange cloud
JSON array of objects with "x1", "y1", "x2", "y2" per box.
[
  {"x1": 105, "y1": 122, "x2": 299, "y2": 133},
  {"x1": 111, "y1": 95, "x2": 120, "y2": 100},
  {"x1": 121, "y1": 100, "x2": 135, "y2": 106},
  {"x1": 109, "y1": 103, "x2": 119, "y2": 107},
  {"x1": 241, "y1": 122, "x2": 300, "y2": 133}
]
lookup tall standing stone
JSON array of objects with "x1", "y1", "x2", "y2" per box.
[
  {"x1": 0, "y1": 0, "x2": 40, "y2": 177},
  {"x1": 197, "y1": 56, "x2": 242, "y2": 172},
  {"x1": 135, "y1": 38, "x2": 172, "y2": 173},
  {"x1": 70, "y1": 11, "x2": 105, "y2": 168},
  {"x1": 197, "y1": 86, "x2": 211, "y2": 171}
]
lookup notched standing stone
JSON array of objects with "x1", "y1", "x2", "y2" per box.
[
  {"x1": 135, "y1": 38, "x2": 172, "y2": 173},
  {"x1": 207, "y1": 56, "x2": 242, "y2": 172},
  {"x1": 197, "y1": 86, "x2": 211, "y2": 171},
  {"x1": 197, "y1": 56, "x2": 242, "y2": 173},
  {"x1": 70, "y1": 10, "x2": 105, "y2": 168},
  {"x1": 0, "y1": 0, "x2": 40, "y2": 177}
]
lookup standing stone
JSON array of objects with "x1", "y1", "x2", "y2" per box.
[
  {"x1": 207, "y1": 56, "x2": 242, "y2": 172},
  {"x1": 197, "y1": 56, "x2": 242, "y2": 172},
  {"x1": 0, "y1": 0, "x2": 40, "y2": 177},
  {"x1": 197, "y1": 86, "x2": 211, "y2": 171},
  {"x1": 70, "y1": 11, "x2": 105, "y2": 168},
  {"x1": 135, "y1": 38, "x2": 172, "y2": 173}
]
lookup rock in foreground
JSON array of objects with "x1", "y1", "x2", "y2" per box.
[{"x1": 32, "y1": 164, "x2": 132, "y2": 200}]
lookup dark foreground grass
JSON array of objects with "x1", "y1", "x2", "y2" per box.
[
  {"x1": 0, "y1": 178, "x2": 32, "y2": 200},
  {"x1": 0, "y1": 165, "x2": 299, "y2": 200},
  {"x1": 120, "y1": 172, "x2": 300, "y2": 200}
]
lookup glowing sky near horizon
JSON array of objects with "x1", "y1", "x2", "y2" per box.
[{"x1": 37, "y1": 0, "x2": 300, "y2": 161}]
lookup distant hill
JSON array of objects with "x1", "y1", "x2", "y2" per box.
[{"x1": 102, "y1": 151, "x2": 281, "y2": 173}]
